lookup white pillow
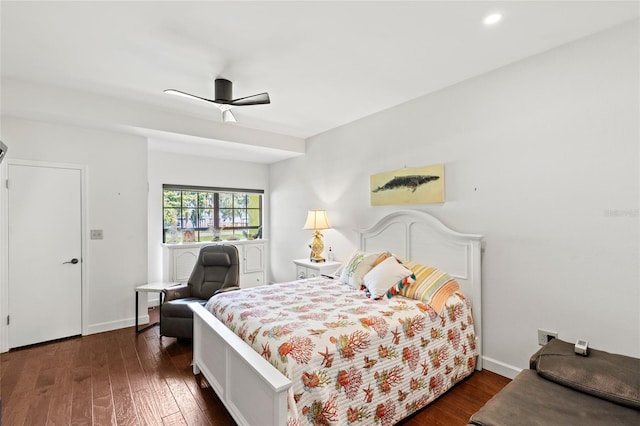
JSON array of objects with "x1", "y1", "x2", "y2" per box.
[
  {"x1": 339, "y1": 251, "x2": 380, "y2": 288},
  {"x1": 363, "y1": 256, "x2": 413, "y2": 299}
]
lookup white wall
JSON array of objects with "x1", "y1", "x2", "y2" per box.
[
  {"x1": 0, "y1": 120, "x2": 271, "y2": 345},
  {"x1": 147, "y1": 149, "x2": 269, "y2": 288},
  {"x1": 0, "y1": 117, "x2": 148, "y2": 340},
  {"x1": 270, "y1": 22, "x2": 639, "y2": 376}
]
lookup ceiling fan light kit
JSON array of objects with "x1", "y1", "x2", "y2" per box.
[
  {"x1": 164, "y1": 78, "x2": 270, "y2": 123},
  {"x1": 220, "y1": 106, "x2": 237, "y2": 123}
]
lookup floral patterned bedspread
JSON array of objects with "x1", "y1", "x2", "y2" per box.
[{"x1": 205, "y1": 277, "x2": 477, "y2": 426}]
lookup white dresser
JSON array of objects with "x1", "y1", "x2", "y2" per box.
[{"x1": 162, "y1": 240, "x2": 267, "y2": 288}]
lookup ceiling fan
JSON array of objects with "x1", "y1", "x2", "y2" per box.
[{"x1": 164, "y1": 78, "x2": 270, "y2": 123}]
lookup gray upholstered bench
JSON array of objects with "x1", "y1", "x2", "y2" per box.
[{"x1": 469, "y1": 339, "x2": 640, "y2": 426}]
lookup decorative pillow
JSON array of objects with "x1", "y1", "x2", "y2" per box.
[
  {"x1": 339, "y1": 251, "x2": 380, "y2": 287},
  {"x1": 362, "y1": 256, "x2": 414, "y2": 299},
  {"x1": 386, "y1": 270, "x2": 416, "y2": 299},
  {"x1": 400, "y1": 262, "x2": 460, "y2": 313},
  {"x1": 372, "y1": 251, "x2": 393, "y2": 268}
]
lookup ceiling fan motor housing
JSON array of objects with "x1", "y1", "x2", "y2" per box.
[{"x1": 215, "y1": 78, "x2": 232, "y2": 103}]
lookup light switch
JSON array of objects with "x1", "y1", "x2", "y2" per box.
[{"x1": 90, "y1": 229, "x2": 104, "y2": 240}]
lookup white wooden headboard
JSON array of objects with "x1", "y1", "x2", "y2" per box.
[{"x1": 357, "y1": 209, "x2": 483, "y2": 370}]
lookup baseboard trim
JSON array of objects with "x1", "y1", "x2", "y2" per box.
[
  {"x1": 482, "y1": 356, "x2": 521, "y2": 379},
  {"x1": 87, "y1": 315, "x2": 149, "y2": 335}
]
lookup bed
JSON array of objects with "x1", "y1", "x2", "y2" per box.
[{"x1": 190, "y1": 210, "x2": 483, "y2": 425}]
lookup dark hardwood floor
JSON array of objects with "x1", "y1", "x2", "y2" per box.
[{"x1": 1, "y1": 308, "x2": 510, "y2": 425}]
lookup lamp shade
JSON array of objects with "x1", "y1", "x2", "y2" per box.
[{"x1": 303, "y1": 210, "x2": 330, "y2": 230}]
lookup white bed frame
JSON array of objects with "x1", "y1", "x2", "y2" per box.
[{"x1": 190, "y1": 209, "x2": 483, "y2": 426}]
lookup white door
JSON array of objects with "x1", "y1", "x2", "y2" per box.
[{"x1": 8, "y1": 163, "x2": 82, "y2": 348}]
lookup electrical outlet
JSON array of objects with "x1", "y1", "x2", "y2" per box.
[{"x1": 537, "y1": 329, "x2": 558, "y2": 346}]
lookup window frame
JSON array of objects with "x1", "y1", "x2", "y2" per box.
[{"x1": 162, "y1": 184, "x2": 263, "y2": 243}]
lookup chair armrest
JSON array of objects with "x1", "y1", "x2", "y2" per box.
[
  {"x1": 163, "y1": 284, "x2": 191, "y2": 301},
  {"x1": 213, "y1": 286, "x2": 240, "y2": 296}
]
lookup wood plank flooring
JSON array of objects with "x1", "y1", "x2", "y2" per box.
[{"x1": 1, "y1": 308, "x2": 510, "y2": 425}]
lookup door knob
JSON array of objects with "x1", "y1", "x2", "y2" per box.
[{"x1": 63, "y1": 258, "x2": 79, "y2": 264}]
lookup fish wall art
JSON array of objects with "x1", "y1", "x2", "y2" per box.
[{"x1": 370, "y1": 164, "x2": 444, "y2": 205}]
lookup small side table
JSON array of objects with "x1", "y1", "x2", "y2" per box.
[
  {"x1": 135, "y1": 282, "x2": 178, "y2": 334},
  {"x1": 293, "y1": 259, "x2": 342, "y2": 280}
]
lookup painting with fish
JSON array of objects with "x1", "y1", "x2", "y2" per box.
[{"x1": 370, "y1": 164, "x2": 444, "y2": 205}]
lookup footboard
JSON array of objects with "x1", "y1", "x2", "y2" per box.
[{"x1": 190, "y1": 303, "x2": 292, "y2": 426}]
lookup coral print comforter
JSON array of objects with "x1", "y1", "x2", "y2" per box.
[{"x1": 205, "y1": 277, "x2": 477, "y2": 426}]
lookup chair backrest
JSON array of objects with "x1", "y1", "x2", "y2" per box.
[{"x1": 187, "y1": 244, "x2": 240, "y2": 299}]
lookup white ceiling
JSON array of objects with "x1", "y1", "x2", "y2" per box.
[{"x1": 1, "y1": 1, "x2": 638, "y2": 162}]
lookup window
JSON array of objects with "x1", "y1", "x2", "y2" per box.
[{"x1": 163, "y1": 185, "x2": 263, "y2": 243}]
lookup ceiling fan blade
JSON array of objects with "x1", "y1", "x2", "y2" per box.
[
  {"x1": 230, "y1": 92, "x2": 270, "y2": 106},
  {"x1": 164, "y1": 89, "x2": 217, "y2": 104},
  {"x1": 222, "y1": 108, "x2": 237, "y2": 123},
  {"x1": 166, "y1": 79, "x2": 268, "y2": 124}
]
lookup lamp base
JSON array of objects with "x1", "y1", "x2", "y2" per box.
[{"x1": 308, "y1": 230, "x2": 325, "y2": 263}]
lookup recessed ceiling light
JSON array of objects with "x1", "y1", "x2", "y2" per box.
[{"x1": 483, "y1": 13, "x2": 503, "y2": 26}]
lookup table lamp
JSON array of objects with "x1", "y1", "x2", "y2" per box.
[{"x1": 303, "y1": 210, "x2": 330, "y2": 262}]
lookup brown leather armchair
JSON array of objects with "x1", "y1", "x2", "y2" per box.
[{"x1": 160, "y1": 244, "x2": 240, "y2": 338}]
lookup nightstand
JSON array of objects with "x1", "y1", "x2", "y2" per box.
[
  {"x1": 134, "y1": 282, "x2": 178, "y2": 333},
  {"x1": 293, "y1": 259, "x2": 342, "y2": 280}
]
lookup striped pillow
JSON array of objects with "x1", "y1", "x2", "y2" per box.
[{"x1": 400, "y1": 262, "x2": 460, "y2": 313}]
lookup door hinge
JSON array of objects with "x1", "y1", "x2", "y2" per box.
[
  {"x1": 6, "y1": 315, "x2": 9, "y2": 325},
  {"x1": 5, "y1": 179, "x2": 8, "y2": 189}
]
